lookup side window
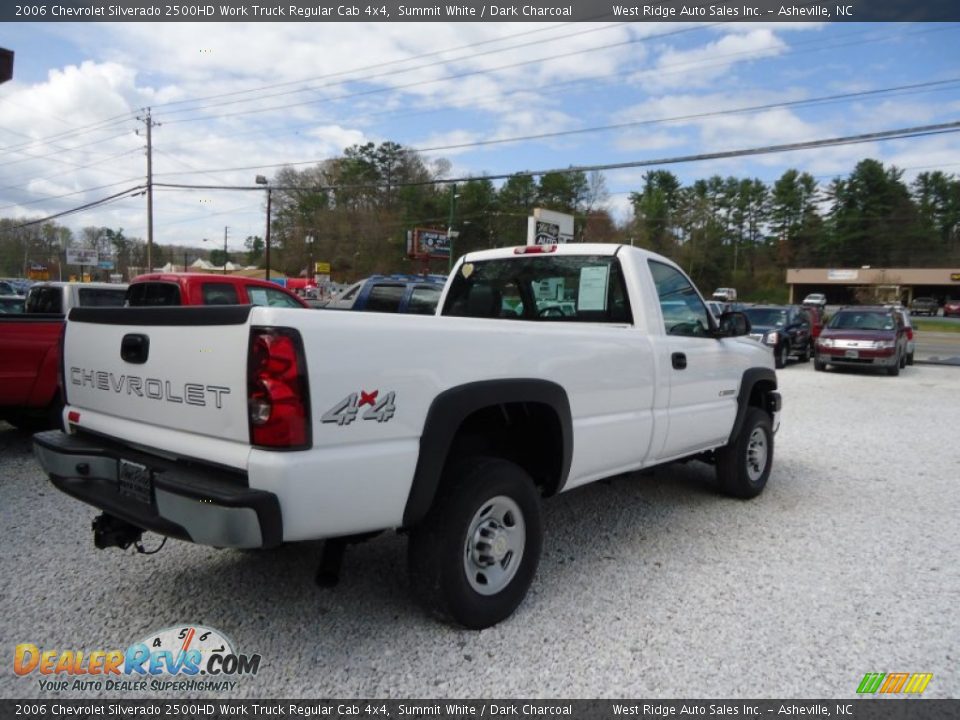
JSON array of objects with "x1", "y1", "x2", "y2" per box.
[
  {"x1": 407, "y1": 286, "x2": 441, "y2": 315},
  {"x1": 648, "y1": 261, "x2": 711, "y2": 337},
  {"x1": 26, "y1": 287, "x2": 62, "y2": 314},
  {"x1": 202, "y1": 283, "x2": 239, "y2": 305},
  {"x1": 340, "y1": 284, "x2": 362, "y2": 302},
  {"x1": 364, "y1": 284, "x2": 405, "y2": 313},
  {"x1": 263, "y1": 287, "x2": 302, "y2": 307}
]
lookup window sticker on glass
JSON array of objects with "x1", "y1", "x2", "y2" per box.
[{"x1": 578, "y1": 265, "x2": 609, "y2": 311}]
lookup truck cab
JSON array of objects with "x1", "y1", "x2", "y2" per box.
[{"x1": 126, "y1": 273, "x2": 308, "y2": 308}]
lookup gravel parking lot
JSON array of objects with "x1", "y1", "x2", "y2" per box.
[{"x1": 1, "y1": 362, "x2": 957, "y2": 700}]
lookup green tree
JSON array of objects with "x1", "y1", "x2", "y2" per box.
[
  {"x1": 245, "y1": 235, "x2": 265, "y2": 266},
  {"x1": 630, "y1": 170, "x2": 681, "y2": 255}
]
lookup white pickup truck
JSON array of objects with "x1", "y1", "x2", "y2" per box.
[{"x1": 34, "y1": 244, "x2": 780, "y2": 629}]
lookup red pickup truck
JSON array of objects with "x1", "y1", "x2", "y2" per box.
[
  {"x1": 1, "y1": 275, "x2": 306, "y2": 431},
  {"x1": 126, "y1": 273, "x2": 307, "y2": 307}
]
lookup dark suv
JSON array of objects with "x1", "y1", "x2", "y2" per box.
[
  {"x1": 815, "y1": 306, "x2": 907, "y2": 376},
  {"x1": 743, "y1": 305, "x2": 813, "y2": 369},
  {"x1": 327, "y1": 274, "x2": 446, "y2": 314},
  {"x1": 909, "y1": 297, "x2": 939, "y2": 316}
]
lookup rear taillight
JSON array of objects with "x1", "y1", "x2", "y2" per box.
[{"x1": 247, "y1": 328, "x2": 311, "y2": 449}]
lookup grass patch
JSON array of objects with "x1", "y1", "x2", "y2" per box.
[{"x1": 914, "y1": 318, "x2": 960, "y2": 333}]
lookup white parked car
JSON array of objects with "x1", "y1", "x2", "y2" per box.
[{"x1": 802, "y1": 293, "x2": 827, "y2": 308}]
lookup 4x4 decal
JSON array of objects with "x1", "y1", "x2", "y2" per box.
[{"x1": 321, "y1": 390, "x2": 397, "y2": 425}]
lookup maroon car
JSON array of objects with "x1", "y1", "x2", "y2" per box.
[
  {"x1": 814, "y1": 306, "x2": 908, "y2": 376},
  {"x1": 944, "y1": 299, "x2": 960, "y2": 318}
]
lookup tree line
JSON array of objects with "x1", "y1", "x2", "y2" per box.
[{"x1": 2, "y1": 141, "x2": 958, "y2": 301}]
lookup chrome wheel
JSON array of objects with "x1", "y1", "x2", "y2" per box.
[
  {"x1": 746, "y1": 427, "x2": 769, "y2": 483},
  {"x1": 464, "y1": 495, "x2": 526, "y2": 596}
]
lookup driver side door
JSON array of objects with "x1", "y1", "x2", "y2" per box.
[{"x1": 647, "y1": 260, "x2": 740, "y2": 459}]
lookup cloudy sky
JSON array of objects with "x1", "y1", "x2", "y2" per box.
[{"x1": 1, "y1": 20, "x2": 959, "y2": 252}]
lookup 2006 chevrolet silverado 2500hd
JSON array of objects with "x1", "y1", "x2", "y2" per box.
[{"x1": 33, "y1": 244, "x2": 780, "y2": 628}]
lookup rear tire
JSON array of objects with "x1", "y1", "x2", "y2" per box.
[
  {"x1": 716, "y1": 407, "x2": 774, "y2": 499},
  {"x1": 800, "y1": 343, "x2": 811, "y2": 362},
  {"x1": 408, "y1": 456, "x2": 543, "y2": 629}
]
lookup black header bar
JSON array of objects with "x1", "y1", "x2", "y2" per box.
[{"x1": 3, "y1": 0, "x2": 959, "y2": 22}]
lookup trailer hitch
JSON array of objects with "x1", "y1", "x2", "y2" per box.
[{"x1": 92, "y1": 513, "x2": 143, "y2": 550}]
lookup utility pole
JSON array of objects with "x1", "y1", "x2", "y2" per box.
[
  {"x1": 265, "y1": 188, "x2": 272, "y2": 282},
  {"x1": 256, "y1": 175, "x2": 272, "y2": 281},
  {"x1": 447, "y1": 183, "x2": 458, "y2": 273},
  {"x1": 136, "y1": 108, "x2": 160, "y2": 272}
]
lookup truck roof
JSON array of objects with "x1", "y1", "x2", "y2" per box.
[{"x1": 460, "y1": 243, "x2": 664, "y2": 263}]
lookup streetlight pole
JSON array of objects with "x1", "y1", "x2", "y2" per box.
[
  {"x1": 223, "y1": 226, "x2": 228, "y2": 274},
  {"x1": 256, "y1": 175, "x2": 271, "y2": 282},
  {"x1": 447, "y1": 183, "x2": 458, "y2": 273}
]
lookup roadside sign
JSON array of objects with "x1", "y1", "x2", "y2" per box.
[
  {"x1": 66, "y1": 248, "x2": 98, "y2": 265},
  {"x1": 315, "y1": 262, "x2": 331, "y2": 274}
]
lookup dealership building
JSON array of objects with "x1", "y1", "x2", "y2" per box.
[{"x1": 786, "y1": 267, "x2": 960, "y2": 305}]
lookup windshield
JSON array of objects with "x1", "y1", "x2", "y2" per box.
[
  {"x1": 744, "y1": 308, "x2": 788, "y2": 327},
  {"x1": 828, "y1": 311, "x2": 895, "y2": 331}
]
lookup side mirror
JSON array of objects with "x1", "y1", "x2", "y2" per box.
[{"x1": 718, "y1": 311, "x2": 751, "y2": 337}]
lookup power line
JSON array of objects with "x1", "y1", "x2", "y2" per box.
[
  {"x1": 0, "y1": 147, "x2": 143, "y2": 194},
  {"x1": 149, "y1": 81, "x2": 960, "y2": 179},
  {"x1": 150, "y1": 121, "x2": 960, "y2": 194},
  {"x1": 412, "y1": 78, "x2": 960, "y2": 154},
  {"x1": 151, "y1": 20, "x2": 629, "y2": 113},
  {"x1": 8, "y1": 185, "x2": 146, "y2": 229},
  {"x1": 0, "y1": 114, "x2": 137, "y2": 158},
  {"x1": 0, "y1": 129, "x2": 136, "y2": 169},
  {"x1": 0, "y1": 177, "x2": 145, "y2": 212},
  {"x1": 160, "y1": 25, "x2": 711, "y2": 126},
  {"x1": 156, "y1": 24, "x2": 959, "y2": 159}
]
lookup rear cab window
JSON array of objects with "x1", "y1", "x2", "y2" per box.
[
  {"x1": 25, "y1": 287, "x2": 63, "y2": 314},
  {"x1": 442, "y1": 254, "x2": 632, "y2": 323},
  {"x1": 78, "y1": 288, "x2": 127, "y2": 307},
  {"x1": 126, "y1": 283, "x2": 181, "y2": 307}
]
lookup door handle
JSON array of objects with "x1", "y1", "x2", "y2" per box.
[
  {"x1": 121, "y1": 334, "x2": 150, "y2": 364},
  {"x1": 672, "y1": 352, "x2": 687, "y2": 370}
]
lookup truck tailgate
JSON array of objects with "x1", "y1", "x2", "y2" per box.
[{"x1": 64, "y1": 306, "x2": 251, "y2": 444}]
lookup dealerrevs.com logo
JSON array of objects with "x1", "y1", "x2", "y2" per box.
[{"x1": 14, "y1": 625, "x2": 261, "y2": 693}]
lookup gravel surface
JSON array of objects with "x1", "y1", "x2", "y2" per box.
[{"x1": 2, "y1": 362, "x2": 958, "y2": 699}]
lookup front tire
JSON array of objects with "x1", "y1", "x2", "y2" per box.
[
  {"x1": 716, "y1": 407, "x2": 774, "y2": 499},
  {"x1": 775, "y1": 343, "x2": 788, "y2": 369},
  {"x1": 408, "y1": 456, "x2": 543, "y2": 629},
  {"x1": 800, "y1": 342, "x2": 811, "y2": 362},
  {"x1": 907, "y1": 352, "x2": 914, "y2": 366},
  {"x1": 887, "y1": 354, "x2": 901, "y2": 376}
]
